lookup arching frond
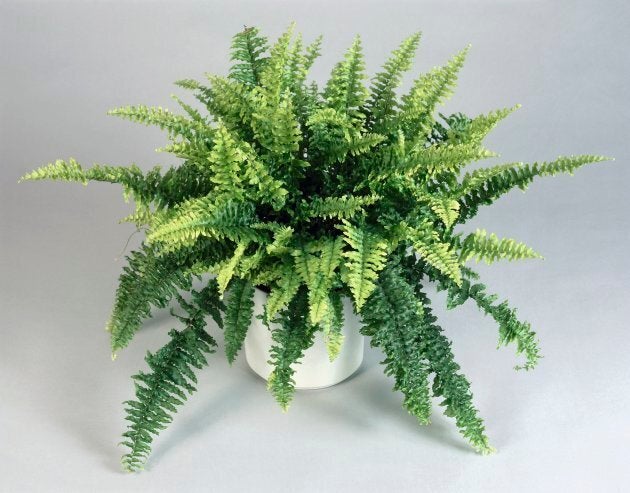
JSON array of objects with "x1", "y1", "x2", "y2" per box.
[{"x1": 459, "y1": 229, "x2": 543, "y2": 264}]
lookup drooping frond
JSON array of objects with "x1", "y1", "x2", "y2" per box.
[
  {"x1": 120, "y1": 294, "x2": 217, "y2": 472},
  {"x1": 223, "y1": 278, "x2": 255, "y2": 363},
  {"x1": 338, "y1": 221, "x2": 388, "y2": 311},
  {"x1": 229, "y1": 26, "x2": 269, "y2": 86},
  {"x1": 458, "y1": 155, "x2": 611, "y2": 222},
  {"x1": 322, "y1": 290, "x2": 345, "y2": 361},
  {"x1": 106, "y1": 243, "x2": 198, "y2": 356},
  {"x1": 412, "y1": 286, "x2": 494, "y2": 453},
  {"x1": 398, "y1": 45, "x2": 470, "y2": 143},
  {"x1": 361, "y1": 263, "x2": 432, "y2": 425},
  {"x1": 267, "y1": 287, "x2": 317, "y2": 411},
  {"x1": 459, "y1": 229, "x2": 543, "y2": 264},
  {"x1": 408, "y1": 256, "x2": 542, "y2": 371},
  {"x1": 293, "y1": 237, "x2": 344, "y2": 325},
  {"x1": 440, "y1": 271, "x2": 541, "y2": 370},
  {"x1": 264, "y1": 261, "x2": 302, "y2": 321},
  {"x1": 366, "y1": 32, "x2": 422, "y2": 133}
]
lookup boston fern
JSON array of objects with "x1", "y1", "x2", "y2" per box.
[{"x1": 21, "y1": 24, "x2": 610, "y2": 471}]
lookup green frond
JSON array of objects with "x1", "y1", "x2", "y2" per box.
[
  {"x1": 174, "y1": 78, "x2": 203, "y2": 91},
  {"x1": 305, "y1": 194, "x2": 379, "y2": 220},
  {"x1": 108, "y1": 105, "x2": 213, "y2": 141},
  {"x1": 460, "y1": 229, "x2": 543, "y2": 264},
  {"x1": 285, "y1": 32, "x2": 305, "y2": 89},
  {"x1": 229, "y1": 26, "x2": 269, "y2": 86},
  {"x1": 119, "y1": 203, "x2": 153, "y2": 228},
  {"x1": 293, "y1": 237, "x2": 344, "y2": 325},
  {"x1": 20, "y1": 158, "x2": 89, "y2": 184},
  {"x1": 258, "y1": 23, "x2": 295, "y2": 99},
  {"x1": 306, "y1": 107, "x2": 384, "y2": 165},
  {"x1": 323, "y1": 35, "x2": 369, "y2": 117},
  {"x1": 338, "y1": 221, "x2": 388, "y2": 311},
  {"x1": 391, "y1": 261, "x2": 494, "y2": 452},
  {"x1": 461, "y1": 105, "x2": 521, "y2": 145},
  {"x1": 250, "y1": 260, "x2": 284, "y2": 287},
  {"x1": 206, "y1": 124, "x2": 247, "y2": 200},
  {"x1": 250, "y1": 90, "x2": 301, "y2": 157},
  {"x1": 170, "y1": 94, "x2": 205, "y2": 122},
  {"x1": 243, "y1": 154, "x2": 289, "y2": 210},
  {"x1": 19, "y1": 159, "x2": 153, "y2": 201},
  {"x1": 303, "y1": 35, "x2": 323, "y2": 73},
  {"x1": 346, "y1": 132, "x2": 386, "y2": 156},
  {"x1": 458, "y1": 155, "x2": 611, "y2": 222},
  {"x1": 265, "y1": 226, "x2": 295, "y2": 256},
  {"x1": 147, "y1": 198, "x2": 263, "y2": 253},
  {"x1": 321, "y1": 290, "x2": 345, "y2": 361},
  {"x1": 120, "y1": 294, "x2": 217, "y2": 472},
  {"x1": 223, "y1": 278, "x2": 255, "y2": 363},
  {"x1": 215, "y1": 241, "x2": 249, "y2": 295},
  {"x1": 361, "y1": 263, "x2": 433, "y2": 425},
  {"x1": 267, "y1": 287, "x2": 317, "y2": 411},
  {"x1": 405, "y1": 142, "x2": 497, "y2": 179},
  {"x1": 107, "y1": 243, "x2": 209, "y2": 355},
  {"x1": 440, "y1": 271, "x2": 541, "y2": 370},
  {"x1": 399, "y1": 45, "x2": 470, "y2": 143},
  {"x1": 191, "y1": 278, "x2": 225, "y2": 329},
  {"x1": 264, "y1": 261, "x2": 302, "y2": 321},
  {"x1": 204, "y1": 75, "x2": 254, "y2": 133},
  {"x1": 427, "y1": 196, "x2": 460, "y2": 228},
  {"x1": 405, "y1": 224, "x2": 462, "y2": 286},
  {"x1": 237, "y1": 247, "x2": 265, "y2": 278},
  {"x1": 367, "y1": 32, "x2": 422, "y2": 132}
]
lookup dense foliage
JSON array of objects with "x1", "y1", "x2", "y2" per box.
[{"x1": 21, "y1": 24, "x2": 609, "y2": 471}]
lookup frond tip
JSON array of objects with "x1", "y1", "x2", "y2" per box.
[
  {"x1": 460, "y1": 229, "x2": 543, "y2": 264},
  {"x1": 120, "y1": 292, "x2": 218, "y2": 472}
]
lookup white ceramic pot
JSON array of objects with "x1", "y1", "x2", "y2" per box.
[{"x1": 244, "y1": 288, "x2": 364, "y2": 389}]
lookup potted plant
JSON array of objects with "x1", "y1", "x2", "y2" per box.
[{"x1": 20, "y1": 24, "x2": 611, "y2": 472}]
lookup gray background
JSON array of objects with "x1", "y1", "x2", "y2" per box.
[{"x1": 1, "y1": 0, "x2": 629, "y2": 492}]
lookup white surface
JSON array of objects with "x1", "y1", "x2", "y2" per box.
[{"x1": 244, "y1": 288, "x2": 364, "y2": 389}]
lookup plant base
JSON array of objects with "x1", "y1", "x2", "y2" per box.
[{"x1": 244, "y1": 288, "x2": 364, "y2": 389}]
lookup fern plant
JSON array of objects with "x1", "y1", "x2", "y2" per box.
[{"x1": 20, "y1": 24, "x2": 611, "y2": 471}]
